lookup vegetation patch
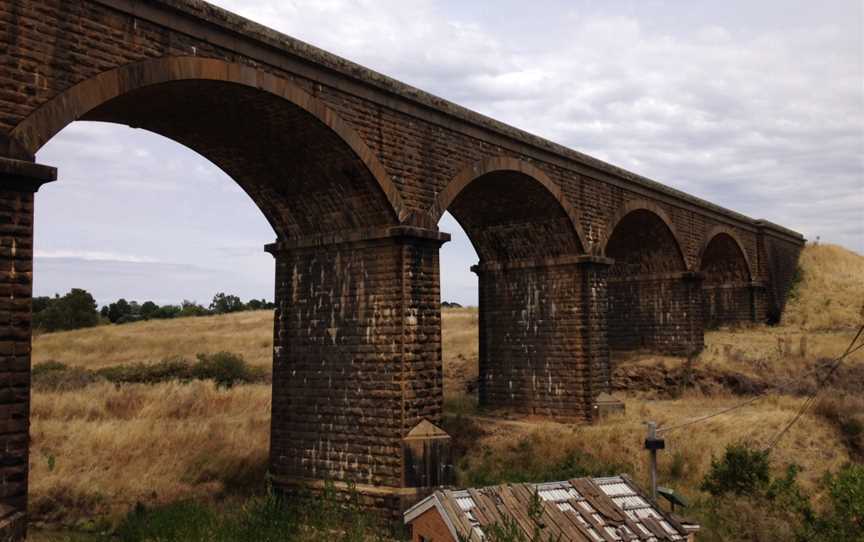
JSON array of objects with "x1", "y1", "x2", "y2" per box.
[
  {"x1": 693, "y1": 443, "x2": 864, "y2": 542},
  {"x1": 32, "y1": 352, "x2": 268, "y2": 391},
  {"x1": 456, "y1": 432, "x2": 632, "y2": 488},
  {"x1": 108, "y1": 486, "x2": 389, "y2": 542}
]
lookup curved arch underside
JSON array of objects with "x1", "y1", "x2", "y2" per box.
[
  {"x1": 445, "y1": 170, "x2": 584, "y2": 262},
  {"x1": 79, "y1": 80, "x2": 397, "y2": 239},
  {"x1": 700, "y1": 233, "x2": 752, "y2": 284},
  {"x1": 605, "y1": 209, "x2": 686, "y2": 277}
]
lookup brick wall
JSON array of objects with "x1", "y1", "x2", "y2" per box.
[
  {"x1": 268, "y1": 227, "x2": 446, "y2": 508},
  {"x1": 475, "y1": 257, "x2": 610, "y2": 420},
  {"x1": 607, "y1": 274, "x2": 704, "y2": 355}
]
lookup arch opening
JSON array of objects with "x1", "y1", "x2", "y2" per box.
[
  {"x1": 436, "y1": 162, "x2": 599, "y2": 419},
  {"x1": 604, "y1": 208, "x2": 700, "y2": 355},
  {"x1": 700, "y1": 232, "x2": 755, "y2": 328},
  {"x1": 13, "y1": 58, "x2": 404, "y2": 239}
]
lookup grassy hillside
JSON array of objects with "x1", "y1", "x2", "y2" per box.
[
  {"x1": 28, "y1": 243, "x2": 863, "y2": 536},
  {"x1": 783, "y1": 243, "x2": 864, "y2": 330}
]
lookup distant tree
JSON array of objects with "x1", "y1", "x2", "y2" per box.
[
  {"x1": 32, "y1": 288, "x2": 100, "y2": 332},
  {"x1": 140, "y1": 301, "x2": 159, "y2": 319},
  {"x1": 209, "y1": 292, "x2": 244, "y2": 314},
  {"x1": 153, "y1": 305, "x2": 182, "y2": 319},
  {"x1": 180, "y1": 300, "x2": 210, "y2": 317},
  {"x1": 246, "y1": 298, "x2": 275, "y2": 311},
  {"x1": 107, "y1": 299, "x2": 132, "y2": 323},
  {"x1": 32, "y1": 296, "x2": 52, "y2": 315},
  {"x1": 99, "y1": 306, "x2": 110, "y2": 319}
]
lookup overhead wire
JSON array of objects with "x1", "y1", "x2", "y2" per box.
[
  {"x1": 655, "y1": 324, "x2": 864, "y2": 439},
  {"x1": 764, "y1": 324, "x2": 864, "y2": 451}
]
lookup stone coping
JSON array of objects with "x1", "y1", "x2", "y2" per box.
[
  {"x1": 0, "y1": 157, "x2": 57, "y2": 192},
  {"x1": 606, "y1": 270, "x2": 704, "y2": 283},
  {"x1": 471, "y1": 254, "x2": 614, "y2": 272},
  {"x1": 265, "y1": 225, "x2": 451, "y2": 253}
]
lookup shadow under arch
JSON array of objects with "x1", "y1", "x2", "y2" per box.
[
  {"x1": 430, "y1": 156, "x2": 588, "y2": 260},
  {"x1": 601, "y1": 200, "x2": 688, "y2": 273},
  {"x1": 10, "y1": 56, "x2": 407, "y2": 237},
  {"x1": 699, "y1": 226, "x2": 754, "y2": 281}
]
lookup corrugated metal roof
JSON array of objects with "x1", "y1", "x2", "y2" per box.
[{"x1": 406, "y1": 475, "x2": 693, "y2": 541}]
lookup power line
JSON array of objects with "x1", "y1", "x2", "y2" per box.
[
  {"x1": 656, "y1": 324, "x2": 864, "y2": 437},
  {"x1": 657, "y1": 394, "x2": 763, "y2": 434},
  {"x1": 764, "y1": 324, "x2": 864, "y2": 451}
]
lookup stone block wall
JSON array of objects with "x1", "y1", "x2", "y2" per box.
[
  {"x1": 267, "y1": 227, "x2": 447, "y2": 509},
  {"x1": 757, "y1": 224, "x2": 805, "y2": 324},
  {"x1": 475, "y1": 257, "x2": 611, "y2": 420},
  {"x1": 607, "y1": 273, "x2": 704, "y2": 356},
  {"x1": 702, "y1": 284, "x2": 753, "y2": 328},
  {"x1": 0, "y1": 159, "x2": 54, "y2": 540}
]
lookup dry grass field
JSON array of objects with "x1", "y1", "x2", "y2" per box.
[{"x1": 28, "y1": 243, "x2": 863, "y2": 533}]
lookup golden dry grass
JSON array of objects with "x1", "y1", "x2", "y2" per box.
[
  {"x1": 466, "y1": 393, "x2": 849, "y2": 495},
  {"x1": 783, "y1": 243, "x2": 864, "y2": 330},
  {"x1": 30, "y1": 381, "x2": 270, "y2": 524},
  {"x1": 33, "y1": 311, "x2": 275, "y2": 369}
]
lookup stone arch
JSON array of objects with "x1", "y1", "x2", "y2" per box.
[
  {"x1": 699, "y1": 226, "x2": 753, "y2": 282},
  {"x1": 430, "y1": 157, "x2": 587, "y2": 260},
  {"x1": 9, "y1": 56, "x2": 407, "y2": 235},
  {"x1": 602, "y1": 200, "x2": 688, "y2": 275}
]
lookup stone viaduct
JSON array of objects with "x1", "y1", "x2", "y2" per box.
[{"x1": 0, "y1": 0, "x2": 804, "y2": 535}]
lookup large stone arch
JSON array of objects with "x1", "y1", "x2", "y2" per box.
[
  {"x1": 700, "y1": 227, "x2": 757, "y2": 327},
  {"x1": 430, "y1": 157, "x2": 606, "y2": 418},
  {"x1": 602, "y1": 200, "x2": 702, "y2": 355},
  {"x1": 699, "y1": 226, "x2": 754, "y2": 281},
  {"x1": 9, "y1": 56, "x2": 408, "y2": 236},
  {"x1": 431, "y1": 157, "x2": 587, "y2": 261},
  {"x1": 601, "y1": 199, "x2": 687, "y2": 271}
]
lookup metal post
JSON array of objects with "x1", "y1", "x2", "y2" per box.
[
  {"x1": 644, "y1": 421, "x2": 665, "y2": 501},
  {"x1": 647, "y1": 421, "x2": 657, "y2": 500}
]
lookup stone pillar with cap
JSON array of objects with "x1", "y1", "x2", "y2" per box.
[
  {"x1": 472, "y1": 254, "x2": 614, "y2": 421},
  {"x1": 265, "y1": 225, "x2": 451, "y2": 515},
  {"x1": 0, "y1": 157, "x2": 56, "y2": 539}
]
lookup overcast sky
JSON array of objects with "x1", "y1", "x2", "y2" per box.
[{"x1": 33, "y1": 0, "x2": 863, "y2": 307}]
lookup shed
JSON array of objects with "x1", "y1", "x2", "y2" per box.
[{"x1": 404, "y1": 475, "x2": 699, "y2": 541}]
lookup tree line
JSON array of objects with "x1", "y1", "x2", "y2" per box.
[{"x1": 32, "y1": 289, "x2": 276, "y2": 333}]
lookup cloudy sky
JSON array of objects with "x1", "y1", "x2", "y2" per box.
[{"x1": 34, "y1": 0, "x2": 862, "y2": 307}]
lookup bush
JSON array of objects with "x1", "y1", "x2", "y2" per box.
[
  {"x1": 96, "y1": 358, "x2": 193, "y2": 385},
  {"x1": 114, "y1": 486, "x2": 385, "y2": 542},
  {"x1": 801, "y1": 464, "x2": 864, "y2": 541},
  {"x1": 31, "y1": 353, "x2": 267, "y2": 390},
  {"x1": 31, "y1": 362, "x2": 100, "y2": 392},
  {"x1": 701, "y1": 442, "x2": 771, "y2": 497},
  {"x1": 192, "y1": 352, "x2": 263, "y2": 389},
  {"x1": 458, "y1": 433, "x2": 631, "y2": 488}
]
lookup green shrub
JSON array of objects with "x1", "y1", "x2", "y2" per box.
[
  {"x1": 32, "y1": 360, "x2": 68, "y2": 376},
  {"x1": 800, "y1": 464, "x2": 864, "y2": 542},
  {"x1": 701, "y1": 443, "x2": 771, "y2": 497},
  {"x1": 31, "y1": 363, "x2": 100, "y2": 392},
  {"x1": 113, "y1": 486, "x2": 386, "y2": 542},
  {"x1": 115, "y1": 501, "x2": 218, "y2": 542},
  {"x1": 96, "y1": 358, "x2": 192, "y2": 385},
  {"x1": 192, "y1": 352, "x2": 264, "y2": 388}
]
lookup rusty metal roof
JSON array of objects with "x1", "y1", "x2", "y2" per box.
[{"x1": 404, "y1": 475, "x2": 695, "y2": 541}]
